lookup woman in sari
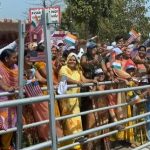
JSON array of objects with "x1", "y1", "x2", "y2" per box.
[
  {"x1": 88, "y1": 68, "x2": 110, "y2": 150},
  {"x1": 34, "y1": 45, "x2": 63, "y2": 141},
  {"x1": 106, "y1": 48, "x2": 132, "y2": 145},
  {"x1": 23, "y1": 51, "x2": 47, "y2": 146},
  {"x1": 0, "y1": 49, "x2": 18, "y2": 150},
  {"x1": 59, "y1": 53, "x2": 97, "y2": 150}
]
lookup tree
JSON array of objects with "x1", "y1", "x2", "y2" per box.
[{"x1": 62, "y1": 0, "x2": 150, "y2": 41}]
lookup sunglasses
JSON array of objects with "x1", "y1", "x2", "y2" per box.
[{"x1": 95, "y1": 73, "x2": 104, "y2": 76}]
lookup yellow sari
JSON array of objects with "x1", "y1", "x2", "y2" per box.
[{"x1": 59, "y1": 65, "x2": 83, "y2": 150}]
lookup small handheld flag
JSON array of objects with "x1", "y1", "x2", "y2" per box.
[{"x1": 24, "y1": 81, "x2": 43, "y2": 97}]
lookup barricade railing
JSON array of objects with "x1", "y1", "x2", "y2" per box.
[
  {"x1": 0, "y1": 97, "x2": 147, "y2": 136},
  {"x1": 20, "y1": 113, "x2": 150, "y2": 150},
  {"x1": 133, "y1": 141, "x2": 150, "y2": 150},
  {"x1": 0, "y1": 83, "x2": 150, "y2": 149},
  {"x1": 0, "y1": 81, "x2": 116, "y2": 97}
]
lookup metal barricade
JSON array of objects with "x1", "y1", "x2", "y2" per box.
[{"x1": 0, "y1": 9, "x2": 150, "y2": 150}]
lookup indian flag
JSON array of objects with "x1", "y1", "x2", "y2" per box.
[
  {"x1": 127, "y1": 29, "x2": 139, "y2": 44},
  {"x1": 64, "y1": 33, "x2": 77, "y2": 46},
  {"x1": 129, "y1": 29, "x2": 139, "y2": 38},
  {"x1": 112, "y1": 62, "x2": 122, "y2": 70}
]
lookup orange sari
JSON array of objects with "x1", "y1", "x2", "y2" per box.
[
  {"x1": 0, "y1": 61, "x2": 18, "y2": 129},
  {"x1": 0, "y1": 61, "x2": 18, "y2": 150}
]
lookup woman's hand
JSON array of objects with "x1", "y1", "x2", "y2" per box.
[
  {"x1": 92, "y1": 80, "x2": 99, "y2": 85},
  {"x1": 76, "y1": 81, "x2": 84, "y2": 87},
  {"x1": 6, "y1": 87, "x2": 16, "y2": 93}
]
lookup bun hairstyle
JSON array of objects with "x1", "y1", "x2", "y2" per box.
[{"x1": 0, "y1": 49, "x2": 16, "y2": 62}]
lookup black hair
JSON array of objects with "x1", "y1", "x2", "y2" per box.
[
  {"x1": 138, "y1": 45, "x2": 146, "y2": 51},
  {"x1": 24, "y1": 49, "x2": 31, "y2": 57},
  {"x1": 36, "y1": 43, "x2": 45, "y2": 52},
  {"x1": 0, "y1": 49, "x2": 16, "y2": 62},
  {"x1": 62, "y1": 50, "x2": 70, "y2": 59},
  {"x1": 115, "y1": 35, "x2": 124, "y2": 43}
]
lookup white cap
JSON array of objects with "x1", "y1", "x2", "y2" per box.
[
  {"x1": 57, "y1": 40, "x2": 64, "y2": 46},
  {"x1": 95, "y1": 68, "x2": 103, "y2": 75},
  {"x1": 111, "y1": 41, "x2": 117, "y2": 47}
]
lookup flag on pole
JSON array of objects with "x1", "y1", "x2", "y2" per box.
[
  {"x1": 64, "y1": 33, "x2": 77, "y2": 46},
  {"x1": 127, "y1": 29, "x2": 139, "y2": 44},
  {"x1": 24, "y1": 81, "x2": 43, "y2": 97}
]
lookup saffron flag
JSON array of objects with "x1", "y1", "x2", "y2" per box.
[
  {"x1": 127, "y1": 29, "x2": 139, "y2": 44},
  {"x1": 24, "y1": 81, "x2": 43, "y2": 97},
  {"x1": 127, "y1": 29, "x2": 139, "y2": 43},
  {"x1": 64, "y1": 33, "x2": 77, "y2": 46}
]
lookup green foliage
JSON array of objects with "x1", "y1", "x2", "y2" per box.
[{"x1": 61, "y1": 0, "x2": 150, "y2": 41}]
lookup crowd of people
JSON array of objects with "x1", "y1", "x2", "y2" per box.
[{"x1": 0, "y1": 33, "x2": 150, "y2": 150}]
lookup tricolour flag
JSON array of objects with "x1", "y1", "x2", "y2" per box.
[
  {"x1": 127, "y1": 29, "x2": 139, "y2": 44},
  {"x1": 24, "y1": 81, "x2": 43, "y2": 97},
  {"x1": 112, "y1": 62, "x2": 131, "y2": 79},
  {"x1": 112, "y1": 62, "x2": 122, "y2": 70},
  {"x1": 64, "y1": 33, "x2": 77, "y2": 46}
]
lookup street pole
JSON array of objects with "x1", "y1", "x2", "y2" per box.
[
  {"x1": 16, "y1": 20, "x2": 25, "y2": 149},
  {"x1": 42, "y1": 9, "x2": 58, "y2": 150}
]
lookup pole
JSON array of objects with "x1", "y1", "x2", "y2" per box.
[
  {"x1": 16, "y1": 20, "x2": 25, "y2": 149},
  {"x1": 42, "y1": 9, "x2": 57, "y2": 150}
]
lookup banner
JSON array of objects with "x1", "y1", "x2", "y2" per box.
[
  {"x1": 28, "y1": 7, "x2": 61, "y2": 42},
  {"x1": 29, "y1": 7, "x2": 61, "y2": 25}
]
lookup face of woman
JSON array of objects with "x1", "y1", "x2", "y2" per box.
[
  {"x1": 139, "y1": 47, "x2": 146, "y2": 58},
  {"x1": 126, "y1": 69, "x2": 136, "y2": 76},
  {"x1": 91, "y1": 48, "x2": 97, "y2": 56},
  {"x1": 51, "y1": 47, "x2": 58, "y2": 59},
  {"x1": 124, "y1": 49, "x2": 131, "y2": 58},
  {"x1": 117, "y1": 38, "x2": 124, "y2": 48},
  {"x1": 6, "y1": 52, "x2": 18, "y2": 68},
  {"x1": 67, "y1": 56, "x2": 77, "y2": 69},
  {"x1": 24, "y1": 54, "x2": 33, "y2": 67},
  {"x1": 95, "y1": 73, "x2": 105, "y2": 81}
]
